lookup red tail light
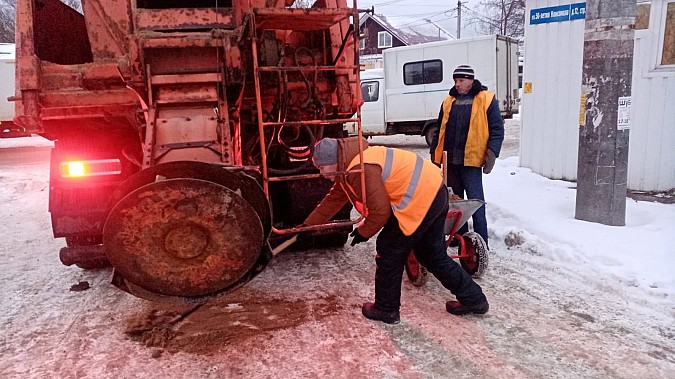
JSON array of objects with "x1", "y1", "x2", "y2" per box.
[{"x1": 59, "y1": 159, "x2": 122, "y2": 178}]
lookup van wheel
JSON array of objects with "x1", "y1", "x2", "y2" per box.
[{"x1": 424, "y1": 126, "x2": 438, "y2": 147}]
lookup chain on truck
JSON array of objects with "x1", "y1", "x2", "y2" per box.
[{"x1": 12, "y1": 0, "x2": 371, "y2": 302}]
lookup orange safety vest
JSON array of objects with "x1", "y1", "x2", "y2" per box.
[
  {"x1": 433, "y1": 91, "x2": 494, "y2": 167},
  {"x1": 347, "y1": 146, "x2": 442, "y2": 236}
]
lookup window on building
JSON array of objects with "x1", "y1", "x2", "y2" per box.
[
  {"x1": 377, "y1": 31, "x2": 392, "y2": 48},
  {"x1": 661, "y1": 1, "x2": 675, "y2": 65},
  {"x1": 361, "y1": 81, "x2": 379, "y2": 102},
  {"x1": 403, "y1": 60, "x2": 443, "y2": 85},
  {"x1": 360, "y1": 38, "x2": 365, "y2": 51},
  {"x1": 636, "y1": 2, "x2": 650, "y2": 30}
]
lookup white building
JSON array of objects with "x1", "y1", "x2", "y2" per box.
[
  {"x1": 521, "y1": 0, "x2": 675, "y2": 192},
  {"x1": 1, "y1": 43, "x2": 15, "y2": 124}
]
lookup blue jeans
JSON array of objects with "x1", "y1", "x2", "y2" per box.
[
  {"x1": 445, "y1": 164, "x2": 488, "y2": 247},
  {"x1": 374, "y1": 186, "x2": 486, "y2": 312}
]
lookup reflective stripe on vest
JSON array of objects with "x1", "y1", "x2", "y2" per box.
[
  {"x1": 347, "y1": 146, "x2": 442, "y2": 235},
  {"x1": 381, "y1": 147, "x2": 424, "y2": 212}
]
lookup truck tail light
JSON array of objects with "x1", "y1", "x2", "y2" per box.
[{"x1": 59, "y1": 159, "x2": 122, "y2": 178}]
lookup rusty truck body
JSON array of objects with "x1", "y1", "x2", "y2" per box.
[{"x1": 12, "y1": 0, "x2": 365, "y2": 302}]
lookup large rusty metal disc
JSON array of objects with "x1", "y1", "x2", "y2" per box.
[
  {"x1": 103, "y1": 178, "x2": 263, "y2": 298},
  {"x1": 106, "y1": 161, "x2": 271, "y2": 240}
]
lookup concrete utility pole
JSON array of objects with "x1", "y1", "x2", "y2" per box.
[
  {"x1": 575, "y1": 0, "x2": 636, "y2": 226},
  {"x1": 456, "y1": 1, "x2": 461, "y2": 39}
]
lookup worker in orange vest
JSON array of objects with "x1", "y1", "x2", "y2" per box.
[{"x1": 303, "y1": 137, "x2": 489, "y2": 324}]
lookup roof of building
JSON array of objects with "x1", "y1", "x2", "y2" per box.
[{"x1": 360, "y1": 14, "x2": 454, "y2": 45}]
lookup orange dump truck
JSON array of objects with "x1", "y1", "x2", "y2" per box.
[{"x1": 12, "y1": 0, "x2": 365, "y2": 302}]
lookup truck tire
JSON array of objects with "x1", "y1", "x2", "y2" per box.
[{"x1": 104, "y1": 178, "x2": 265, "y2": 299}]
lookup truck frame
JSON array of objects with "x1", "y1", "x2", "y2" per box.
[{"x1": 12, "y1": 0, "x2": 367, "y2": 302}]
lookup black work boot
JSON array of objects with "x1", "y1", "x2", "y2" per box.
[
  {"x1": 362, "y1": 302, "x2": 400, "y2": 324},
  {"x1": 446, "y1": 299, "x2": 489, "y2": 315}
]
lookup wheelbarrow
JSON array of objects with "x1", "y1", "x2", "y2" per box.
[{"x1": 405, "y1": 198, "x2": 489, "y2": 286}]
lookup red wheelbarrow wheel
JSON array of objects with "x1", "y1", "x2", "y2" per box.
[
  {"x1": 458, "y1": 232, "x2": 489, "y2": 277},
  {"x1": 405, "y1": 251, "x2": 429, "y2": 286}
]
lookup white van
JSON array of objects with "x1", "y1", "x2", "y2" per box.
[
  {"x1": 349, "y1": 35, "x2": 520, "y2": 146},
  {"x1": 0, "y1": 43, "x2": 26, "y2": 138}
]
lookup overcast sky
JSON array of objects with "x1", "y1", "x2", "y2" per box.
[{"x1": 355, "y1": 0, "x2": 484, "y2": 38}]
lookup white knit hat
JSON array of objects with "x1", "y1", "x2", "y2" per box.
[{"x1": 453, "y1": 64, "x2": 475, "y2": 80}]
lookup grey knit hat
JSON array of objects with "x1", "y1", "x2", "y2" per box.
[
  {"x1": 453, "y1": 64, "x2": 475, "y2": 80},
  {"x1": 312, "y1": 138, "x2": 339, "y2": 166}
]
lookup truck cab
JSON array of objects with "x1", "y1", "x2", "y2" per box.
[{"x1": 357, "y1": 69, "x2": 385, "y2": 136}]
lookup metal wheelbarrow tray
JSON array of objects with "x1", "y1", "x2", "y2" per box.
[{"x1": 405, "y1": 198, "x2": 490, "y2": 286}]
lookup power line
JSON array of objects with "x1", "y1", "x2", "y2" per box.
[
  {"x1": 369, "y1": 0, "x2": 406, "y2": 6},
  {"x1": 384, "y1": 11, "x2": 452, "y2": 19},
  {"x1": 460, "y1": 3, "x2": 500, "y2": 27},
  {"x1": 393, "y1": 10, "x2": 450, "y2": 28},
  {"x1": 367, "y1": 4, "x2": 458, "y2": 6}
]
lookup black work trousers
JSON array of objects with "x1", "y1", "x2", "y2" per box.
[{"x1": 374, "y1": 186, "x2": 486, "y2": 312}]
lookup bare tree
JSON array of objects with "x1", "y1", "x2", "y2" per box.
[
  {"x1": 0, "y1": 0, "x2": 82, "y2": 43},
  {"x1": 477, "y1": 0, "x2": 525, "y2": 40},
  {"x1": 0, "y1": 1, "x2": 16, "y2": 43}
]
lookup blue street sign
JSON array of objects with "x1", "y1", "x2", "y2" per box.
[{"x1": 530, "y1": 2, "x2": 586, "y2": 25}]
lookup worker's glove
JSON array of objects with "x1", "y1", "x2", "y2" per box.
[
  {"x1": 482, "y1": 149, "x2": 496, "y2": 174},
  {"x1": 349, "y1": 229, "x2": 369, "y2": 246}
]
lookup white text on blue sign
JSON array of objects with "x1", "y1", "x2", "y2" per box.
[{"x1": 530, "y1": 3, "x2": 586, "y2": 25}]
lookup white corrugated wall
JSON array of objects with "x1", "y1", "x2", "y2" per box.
[
  {"x1": 521, "y1": 0, "x2": 584, "y2": 182},
  {"x1": 521, "y1": 0, "x2": 675, "y2": 191},
  {"x1": 628, "y1": 1, "x2": 675, "y2": 191}
]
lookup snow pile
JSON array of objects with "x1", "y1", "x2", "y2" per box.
[{"x1": 486, "y1": 156, "x2": 675, "y2": 299}]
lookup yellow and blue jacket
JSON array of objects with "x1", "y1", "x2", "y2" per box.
[{"x1": 432, "y1": 80, "x2": 504, "y2": 167}]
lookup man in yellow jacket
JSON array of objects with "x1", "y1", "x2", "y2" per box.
[
  {"x1": 432, "y1": 65, "x2": 504, "y2": 248},
  {"x1": 304, "y1": 137, "x2": 489, "y2": 324}
]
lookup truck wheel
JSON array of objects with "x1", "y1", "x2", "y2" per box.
[
  {"x1": 424, "y1": 126, "x2": 438, "y2": 147},
  {"x1": 458, "y1": 232, "x2": 489, "y2": 277},
  {"x1": 106, "y1": 161, "x2": 271, "y2": 240},
  {"x1": 104, "y1": 178, "x2": 265, "y2": 299}
]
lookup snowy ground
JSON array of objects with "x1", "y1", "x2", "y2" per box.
[{"x1": 1, "y1": 125, "x2": 674, "y2": 378}]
